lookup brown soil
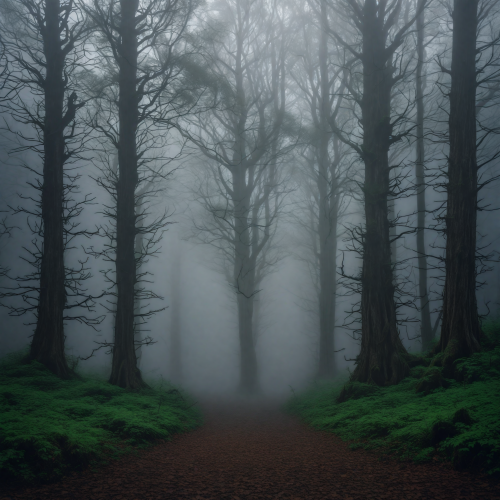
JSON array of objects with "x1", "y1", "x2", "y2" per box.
[{"x1": 1, "y1": 397, "x2": 498, "y2": 500}]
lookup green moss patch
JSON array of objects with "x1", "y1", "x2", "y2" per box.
[
  {"x1": 0, "y1": 352, "x2": 202, "y2": 485},
  {"x1": 285, "y1": 322, "x2": 500, "y2": 476}
]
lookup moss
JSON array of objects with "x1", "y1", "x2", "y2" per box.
[
  {"x1": 284, "y1": 321, "x2": 500, "y2": 477},
  {"x1": 430, "y1": 352, "x2": 444, "y2": 367},
  {"x1": 403, "y1": 352, "x2": 429, "y2": 368},
  {"x1": 0, "y1": 352, "x2": 202, "y2": 485},
  {"x1": 415, "y1": 367, "x2": 450, "y2": 395},
  {"x1": 453, "y1": 348, "x2": 500, "y2": 383},
  {"x1": 337, "y1": 382, "x2": 380, "y2": 403},
  {"x1": 409, "y1": 365, "x2": 427, "y2": 379},
  {"x1": 453, "y1": 408, "x2": 474, "y2": 426}
]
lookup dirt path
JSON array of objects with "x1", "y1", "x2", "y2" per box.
[{"x1": 2, "y1": 397, "x2": 498, "y2": 500}]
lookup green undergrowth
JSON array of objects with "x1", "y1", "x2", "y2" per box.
[
  {"x1": 285, "y1": 321, "x2": 500, "y2": 477},
  {"x1": 0, "y1": 351, "x2": 202, "y2": 485}
]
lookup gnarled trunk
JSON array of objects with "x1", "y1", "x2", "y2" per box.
[
  {"x1": 352, "y1": 0, "x2": 409, "y2": 385},
  {"x1": 437, "y1": 0, "x2": 481, "y2": 368}
]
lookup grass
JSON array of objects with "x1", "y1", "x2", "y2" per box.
[
  {"x1": 0, "y1": 351, "x2": 202, "y2": 485},
  {"x1": 285, "y1": 321, "x2": 500, "y2": 477}
]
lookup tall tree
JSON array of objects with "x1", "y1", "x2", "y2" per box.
[
  {"x1": 184, "y1": 0, "x2": 289, "y2": 393},
  {"x1": 436, "y1": 0, "x2": 481, "y2": 368},
  {"x1": 331, "y1": 0, "x2": 426, "y2": 386},
  {"x1": 0, "y1": 0, "x2": 90, "y2": 377},
  {"x1": 414, "y1": 2, "x2": 432, "y2": 351},
  {"x1": 85, "y1": 0, "x2": 194, "y2": 388},
  {"x1": 291, "y1": 0, "x2": 352, "y2": 378}
]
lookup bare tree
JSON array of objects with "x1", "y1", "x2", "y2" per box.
[
  {"x1": 0, "y1": 0, "x2": 98, "y2": 378},
  {"x1": 414, "y1": 0, "x2": 433, "y2": 350},
  {"x1": 182, "y1": 0, "x2": 291, "y2": 393},
  {"x1": 290, "y1": 0, "x2": 354, "y2": 378},
  {"x1": 83, "y1": 0, "x2": 195, "y2": 388}
]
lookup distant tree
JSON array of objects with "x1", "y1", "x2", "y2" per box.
[
  {"x1": 290, "y1": 0, "x2": 354, "y2": 378},
  {"x1": 168, "y1": 240, "x2": 182, "y2": 383},
  {"x1": 84, "y1": 0, "x2": 195, "y2": 389},
  {"x1": 414, "y1": 1, "x2": 433, "y2": 351},
  {"x1": 182, "y1": 0, "x2": 291, "y2": 393},
  {"x1": 0, "y1": 0, "x2": 97, "y2": 378}
]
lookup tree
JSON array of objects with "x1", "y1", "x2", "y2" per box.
[
  {"x1": 436, "y1": 0, "x2": 500, "y2": 368},
  {"x1": 331, "y1": 0, "x2": 427, "y2": 386},
  {"x1": 0, "y1": 40, "x2": 13, "y2": 281},
  {"x1": 0, "y1": 0, "x2": 94, "y2": 378},
  {"x1": 183, "y1": 0, "x2": 290, "y2": 393},
  {"x1": 84, "y1": 0, "x2": 195, "y2": 388},
  {"x1": 168, "y1": 239, "x2": 182, "y2": 383},
  {"x1": 290, "y1": 0, "x2": 353, "y2": 378},
  {"x1": 414, "y1": 1, "x2": 432, "y2": 351}
]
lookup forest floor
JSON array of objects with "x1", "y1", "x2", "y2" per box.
[
  {"x1": 1, "y1": 396, "x2": 499, "y2": 500},
  {"x1": 285, "y1": 321, "x2": 500, "y2": 480}
]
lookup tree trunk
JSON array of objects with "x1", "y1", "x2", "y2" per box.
[
  {"x1": 437, "y1": 0, "x2": 481, "y2": 368},
  {"x1": 317, "y1": 200, "x2": 338, "y2": 378},
  {"x1": 415, "y1": 6, "x2": 433, "y2": 351},
  {"x1": 233, "y1": 168, "x2": 259, "y2": 393},
  {"x1": 317, "y1": 0, "x2": 338, "y2": 379},
  {"x1": 352, "y1": 0, "x2": 409, "y2": 385},
  {"x1": 29, "y1": 0, "x2": 70, "y2": 378},
  {"x1": 169, "y1": 242, "x2": 182, "y2": 383},
  {"x1": 109, "y1": 0, "x2": 145, "y2": 389},
  {"x1": 237, "y1": 292, "x2": 257, "y2": 392}
]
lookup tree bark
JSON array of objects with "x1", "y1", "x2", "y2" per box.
[
  {"x1": 352, "y1": 0, "x2": 409, "y2": 385},
  {"x1": 29, "y1": 0, "x2": 70, "y2": 378},
  {"x1": 109, "y1": 0, "x2": 145, "y2": 389},
  {"x1": 437, "y1": 0, "x2": 481, "y2": 368},
  {"x1": 415, "y1": 6, "x2": 433, "y2": 351}
]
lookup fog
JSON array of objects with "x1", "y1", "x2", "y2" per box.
[
  {"x1": 0, "y1": 0, "x2": 499, "y2": 398},
  {"x1": 0, "y1": 157, "x2": 358, "y2": 396}
]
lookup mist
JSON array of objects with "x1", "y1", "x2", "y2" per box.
[
  {"x1": 1, "y1": 0, "x2": 499, "y2": 399},
  {"x1": 1, "y1": 0, "x2": 500, "y2": 498}
]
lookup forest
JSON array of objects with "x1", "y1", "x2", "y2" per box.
[{"x1": 0, "y1": 0, "x2": 499, "y2": 498}]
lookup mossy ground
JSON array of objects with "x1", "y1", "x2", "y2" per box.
[
  {"x1": 285, "y1": 321, "x2": 500, "y2": 477},
  {"x1": 0, "y1": 351, "x2": 202, "y2": 485}
]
